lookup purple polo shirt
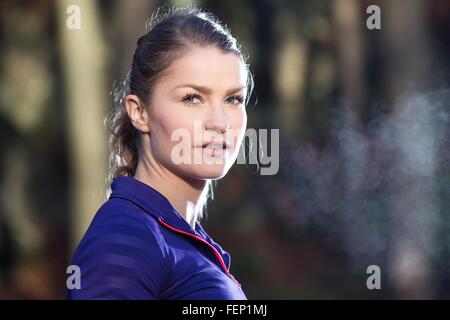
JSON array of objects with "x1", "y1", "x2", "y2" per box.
[{"x1": 67, "y1": 176, "x2": 246, "y2": 300}]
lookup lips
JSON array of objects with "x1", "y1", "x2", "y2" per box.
[
  {"x1": 200, "y1": 141, "x2": 231, "y2": 149},
  {"x1": 198, "y1": 141, "x2": 230, "y2": 157}
]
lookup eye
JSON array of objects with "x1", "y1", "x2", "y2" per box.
[
  {"x1": 182, "y1": 93, "x2": 202, "y2": 105},
  {"x1": 226, "y1": 95, "x2": 244, "y2": 105}
]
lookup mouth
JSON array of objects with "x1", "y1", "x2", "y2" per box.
[
  {"x1": 198, "y1": 141, "x2": 230, "y2": 157},
  {"x1": 200, "y1": 141, "x2": 231, "y2": 149}
]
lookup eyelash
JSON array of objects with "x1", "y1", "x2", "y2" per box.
[{"x1": 181, "y1": 93, "x2": 244, "y2": 106}]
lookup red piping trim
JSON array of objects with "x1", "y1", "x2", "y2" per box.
[{"x1": 158, "y1": 217, "x2": 241, "y2": 288}]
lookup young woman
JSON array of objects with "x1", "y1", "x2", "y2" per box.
[{"x1": 67, "y1": 7, "x2": 254, "y2": 300}]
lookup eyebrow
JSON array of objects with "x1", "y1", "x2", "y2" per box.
[{"x1": 173, "y1": 84, "x2": 246, "y2": 95}]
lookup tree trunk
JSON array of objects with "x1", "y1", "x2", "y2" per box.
[{"x1": 55, "y1": 0, "x2": 108, "y2": 250}]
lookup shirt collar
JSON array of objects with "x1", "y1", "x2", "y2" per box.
[
  {"x1": 109, "y1": 175, "x2": 231, "y2": 270},
  {"x1": 109, "y1": 175, "x2": 199, "y2": 235}
]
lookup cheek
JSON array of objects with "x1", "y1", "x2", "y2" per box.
[
  {"x1": 150, "y1": 109, "x2": 195, "y2": 159},
  {"x1": 230, "y1": 109, "x2": 247, "y2": 146}
]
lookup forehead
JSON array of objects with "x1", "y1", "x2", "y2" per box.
[{"x1": 159, "y1": 46, "x2": 247, "y2": 90}]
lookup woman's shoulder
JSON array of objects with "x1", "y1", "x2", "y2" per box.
[
  {"x1": 67, "y1": 197, "x2": 171, "y2": 299},
  {"x1": 96, "y1": 195, "x2": 158, "y2": 226},
  {"x1": 72, "y1": 196, "x2": 169, "y2": 262},
  {"x1": 93, "y1": 196, "x2": 166, "y2": 237}
]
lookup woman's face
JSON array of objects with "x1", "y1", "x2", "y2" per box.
[{"x1": 143, "y1": 46, "x2": 248, "y2": 181}]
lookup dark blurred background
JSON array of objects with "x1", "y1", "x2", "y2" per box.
[{"x1": 1, "y1": 0, "x2": 450, "y2": 299}]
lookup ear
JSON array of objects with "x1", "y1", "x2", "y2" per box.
[{"x1": 124, "y1": 95, "x2": 150, "y2": 133}]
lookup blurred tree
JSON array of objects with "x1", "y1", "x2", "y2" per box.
[
  {"x1": 55, "y1": 0, "x2": 108, "y2": 248},
  {"x1": 109, "y1": 0, "x2": 157, "y2": 80},
  {"x1": 273, "y1": 7, "x2": 308, "y2": 136},
  {"x1": 332, "y1": 0, "x2": 367, "y2": 125}
]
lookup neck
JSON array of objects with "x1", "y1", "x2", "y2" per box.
[{"x1": 133, "y1": 154, "x2": 208, "y2": 229}]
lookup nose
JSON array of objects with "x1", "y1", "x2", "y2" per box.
[{"x1": 204, "y1": 105, "x2": 230, "y2": 134}]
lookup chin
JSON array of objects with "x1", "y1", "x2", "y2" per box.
[{"x1": 187, "y1": 163, "x2": 231, "y2": 180}]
